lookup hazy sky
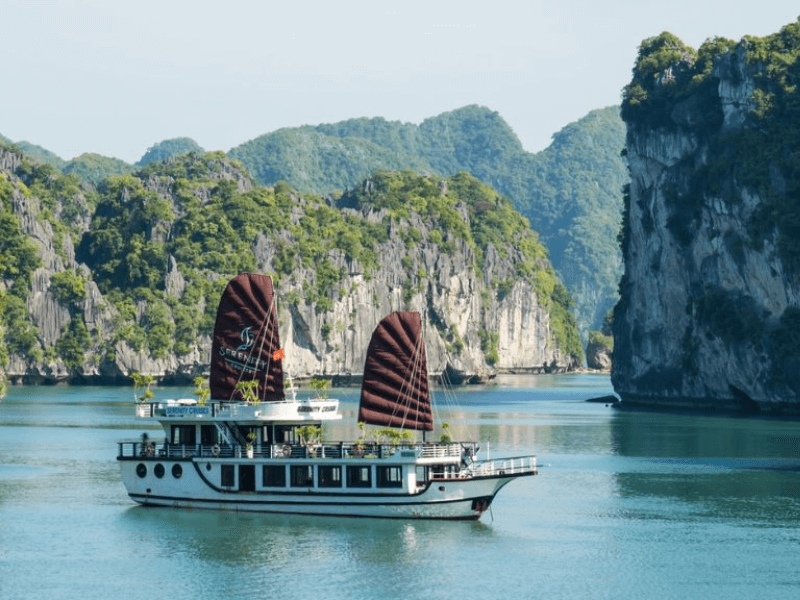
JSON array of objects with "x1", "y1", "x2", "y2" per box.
[{"x1": 2, "y1": 0, "x2": 798, "y2": 164}]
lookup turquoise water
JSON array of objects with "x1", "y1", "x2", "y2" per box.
[{"x1": 1, "y1": 374, "x2": 799, "y2": 599}]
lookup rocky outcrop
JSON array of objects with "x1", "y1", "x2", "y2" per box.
[
  {"x1": 613, "y1": 24, "x2": 800, "y2": 415},
  {"x1": 259, "y1": 212, "x2": 575, "y2": 381},
  {"x1": 586, "y1": 333, "x2": 612, "y2": 371}
]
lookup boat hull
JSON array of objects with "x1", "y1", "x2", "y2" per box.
[{"x1": 118, "y1": 457, "x2": 531, "y2": 520}]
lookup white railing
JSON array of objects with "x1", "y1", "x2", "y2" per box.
[
  {"x1": 469, "y1": 455, "x2": 538, "y2": 477},
  {"x1": 418, "y1": 443, "x2": 464, "y2": 458},
  {"x1": 136, "y1": 403, "x2": 156, "y2": 418},
  {"x1": 117, "y1": 440, "x2": 536, "y2": 479}
]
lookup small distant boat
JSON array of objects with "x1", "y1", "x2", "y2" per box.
[{"x1": 117, "y1": 273, "x2": 537, "y2": 519}]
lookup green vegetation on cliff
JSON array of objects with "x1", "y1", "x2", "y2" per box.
[
  {"x1": 63, "y1": 153, "x2": 135, "y2": 185},
  {"x1": 0, "y1": 160, "x2": 44, "y2": 363},
  {"x1": 71, "y1": 156, "x2": 583, "y2": 363},
  {"x1": 340, "y1": 170, "x2": 582, "y2": 359},
  {"x1": 229, "y1": 126, "x2": 432, "y2": 195},
  {"x1": 1, "y1": 135, "x2": 585, "y2": 376},
  {"x1": 618, "y1": 19, "x2": 800, "y2": 403},
  {"x1": 623, "y1": 20, "x2": 800, "y2": 278},
  {"x1": 5, "y1": 103, "x2": 623, "y2": 360},
  {"x1": 138, "y1": 138, "x2": 205, "y2": 167},
  {"x1": 11, "y1": 141, "x2": 67, "y2": 170},
  {"x1": 5, "y1": 105, "x2": 628, "y2": 340},
  {"x1": 230, "y1": 105, "x2": 627, "y2": 334}
]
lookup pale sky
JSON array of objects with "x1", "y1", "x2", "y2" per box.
[{"x1": 2, "y1": 0, "x2": 798, "y2": 164}]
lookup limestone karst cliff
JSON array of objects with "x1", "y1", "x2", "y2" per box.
[
  {"x1": 613, "y1": 21, "x2": 800, "y2": 414},
  {"x1": 0, "y1": 146, "x2": 581, "y2": 386}
]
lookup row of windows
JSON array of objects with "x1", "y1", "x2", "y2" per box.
[
  {"x1": 135, "y1": 462, "x2": 182, "y2": 479},
  {"x1": 220, "y1": 464, "x2": 404, "y2": 489}
]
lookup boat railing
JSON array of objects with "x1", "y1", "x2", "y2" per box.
[
  {"x1": 135, "y1": 403, "x2": 157, "y2": 418},
  {"x1": 467, "y1": 455, "x2": 538, "y2": 478},
  {"x1": 117, "y1": 440, "x2": 480, "y2": 461},
  {"x1": 118, "y1": 442, "x2": 283, "y2": 459},
  {"x1": 417, "y1": 443, "x2": 464, "y2": 458}
]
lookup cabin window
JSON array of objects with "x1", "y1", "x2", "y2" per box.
[
  {"x1": 415, "y1": 466, "x2": 427, "y2": 485},
  {"x1": 263, "y1": 465, "x2": 286, "y2": 487},
  {"x1": 275, "y1": 426, "x2": 293, "y2": 444},
  {"x1": 172, "y1": 425, "x2": 196, "y2": 446},
  {"x1": 290, "y1": 465, "x2": 314, "y2": 487},
  {"x1": 346, "y1": 465, "x2": 372, "y2": 488},
  {"x1": 430, "y1": 465, "x2": 446, "y2": 479},
  {"x1": 239, "y1": 465, "x2": 256, "y2": 492},
  {"x1": 200, "y1": 425, "x2": 218, "y2": 446},
  {"x1": 377, "y1": 466, "x2": 403, "y2": 488},
  {"x1": 261, "y1": 425, "x2": 273, "y2": 445},
  {"x1": 221, "y1": 464, "x2": 235, "y2": 488},
  {"x1": 318, "y1": 465, "x2": 342, "y2": 488}
]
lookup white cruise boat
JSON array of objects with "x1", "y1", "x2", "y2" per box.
[{"x1": 117, "y1": 273, "x2": 537, "y2": 519}]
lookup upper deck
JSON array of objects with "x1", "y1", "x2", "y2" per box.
[{"x1": 135, "y1": 398, "x2": 342, "y2": 423}]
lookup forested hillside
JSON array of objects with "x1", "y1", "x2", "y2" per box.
[
  {"x1": 0, "y1": 145, "x2": 581, "y2": 385},
  {"x1": 2, "y1": 105, "x2": 628, "y2": 336},
  {"x1": 230, "y1": 106, "x2": 628, "y2": 333}
]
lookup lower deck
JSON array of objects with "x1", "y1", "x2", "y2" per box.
[
  {"x1": 117, "y1": 439, "x2": 537, "y2": 518},
  {"x1": 118, "y1": 440, "x2": 536, "y2": 494}
]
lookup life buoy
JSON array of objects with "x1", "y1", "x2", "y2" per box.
[{"x1": 211, "y1": 444, "x2": 220, "y2": 457}]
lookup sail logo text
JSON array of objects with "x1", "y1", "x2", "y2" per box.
[{"x1": 219, "y1": 345, "x2": 266, "y2": 372}]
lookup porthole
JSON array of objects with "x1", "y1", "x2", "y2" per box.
[
  {"x1": 206, "y1": 462, "x2": 212, "y2": 471},
  {"x1": 172, "y1": 464, "x2": 183, "y2": 479},
  {"x1": 136, "y1": 463, "x2": 147, "y2": 478},
  {"x1": 154, "y1": 463, "x2": 165, "y2": 478}
]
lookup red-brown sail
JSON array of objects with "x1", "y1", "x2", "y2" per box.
[
  {"x1": 209, "y1": 273, "x2": 284, "y2": 402},
  {"x1": 358, "y1": 311, "x2": 433, "y2": 431}
]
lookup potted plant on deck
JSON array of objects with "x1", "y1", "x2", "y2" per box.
[
  {"x1": 193, "y1": 375, "x2": 209, "y2": 406},
  {"x1": 245, "y1": 431, "x2": 256, "y2": 458},
  {"x1": 132, "y1": 372, "x2": 155, "y2": 403},
  {"x1": 297, "y1": 425, "x2": 322, "y2": 457},
  {"x1": 235, "y1": 380, "x2": 259, "y2": 404}
]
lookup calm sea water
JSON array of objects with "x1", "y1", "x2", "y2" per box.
[{"x1": 1, "y1": 374, "x2": 799, "y2": 600}]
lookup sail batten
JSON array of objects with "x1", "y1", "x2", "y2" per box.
[
  {"x1": 209, "y1": 273, "x2": 284, "y2": 402},
  {"x1": 358, "y1": 311, "x2": 433, "y2": 431}
]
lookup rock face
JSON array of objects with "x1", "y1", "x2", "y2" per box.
[
  {"x1": 585, "y1": 334, "x2": 612, "y2": 371},
  {"x1": 613, "y1": 25, "x2": 800, "y2": 415},
  {"x1": 230, "y1": 106, "x2": 629, "y2": 337},
  {"x1": 0, "y1": 146, "x2": 579, "y2": 386},
  {"x1": 264, "y1": 214, "x2": 575, "y2": 382}
]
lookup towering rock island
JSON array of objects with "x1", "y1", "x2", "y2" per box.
[{"x1": 613, "y1": 20, "x2": 800, "y2": 414}]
